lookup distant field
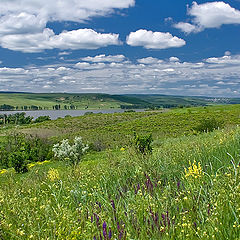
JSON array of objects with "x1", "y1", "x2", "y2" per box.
[
  {"x1": 0, "y1": 93, "x2": 130, "y2": 110},
  {"x1": 1, "y1": 92, "x2": 239, "y2": 111}
]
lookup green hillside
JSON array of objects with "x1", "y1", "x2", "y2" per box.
[
  {"x1": 0, "y1": 104, "x2": 240, "y2": 239},
  {"x1": 0, "y1": 93, "x2": 132, "y2": 110},
  {"x1": 1, "y1": 92, "x2": 240, "y2": 111}
]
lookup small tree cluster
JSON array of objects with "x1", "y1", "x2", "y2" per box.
[
  {"x1": 134, "y1": 133, "x2": 153, "y2": 155},
  {"x1": 0, "y1": 133, "x2": 52, "y2": 173},
  {"x1": 194, "y1": 118, "x2": 224, "y2": 133}
]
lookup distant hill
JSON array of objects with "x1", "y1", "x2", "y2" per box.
[
  {"x1": 124, "y1": 94, "x2": 240, "y2": 108},
  {"x1": 0, "y1": 92, "x2": 239, "y2": 111}
]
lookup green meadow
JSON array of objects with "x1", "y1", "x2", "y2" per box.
[{"x1": 0, "y1": 104, "x2": 240, "y2": 239}]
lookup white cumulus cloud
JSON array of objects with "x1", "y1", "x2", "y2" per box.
[
  {"x1": 174, "y1": 1, "x2": 240, "y2": 33},
  {"x1": 82, "y1": 54, "x2": 126, "y2": 63},
  {"x1": 0, "y1": 29, "x2": 120, "y2": 53},
  {"x1": 173, "y1": 22, "x2": 202, "y2": 34},
  {"x1": 0, "y1": 0, "x2": 133, "y2": 52},
  {"x1": 0, "y1": 0, "x2": 135, "y2": 23},
  {"x1": 137, "y1": 57, "x2": 163, "y2": 64},
  {"x1": 126, "y1": 29, "x2": 186, "y2": 49}
]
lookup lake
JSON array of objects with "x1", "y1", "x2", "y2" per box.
[{"x1": 0, "y1": 109, "x2": 144, "y2": 120}]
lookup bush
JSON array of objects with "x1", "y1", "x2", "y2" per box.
[
  {"x1": 52, "y1": 136, "x2": 89, "y2": 164},
  {"x1": 134, "y1": 133, "x2": 153, "y2": 155},
  {"x1": 34, "y1": 116, "x2": 51, "y2": 123},
  {"x1": 0, "y1": 133, "x2": 52, "y2": 171},
  {"x1": 88, "y1": 139, "x2": 106, "y2": 152},
  {"x1": 9, "y1": 149, "x2": 28, "y2": 173},
  {"x1": 194, "y1": 118, "x2": 224, "y2": 133}
]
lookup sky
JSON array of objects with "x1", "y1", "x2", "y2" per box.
[{"x1": 0, "y1": 0, "x2": 240, "y2": 97}]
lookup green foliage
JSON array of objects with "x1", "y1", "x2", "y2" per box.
[
  {"x1": 34, "y1": 115, "x2": 51, "y2": 123},
  {"x1": 9, "y1": 149, "x2": 28, "y2": 173},
  {"x1": 0, "y1": 133, "x2": 52, "y2": 171},
  {"x1": 194, "y1": 117, "x2": 224, "y2": 133},
  {"x1": 0, "y1": 112, "x2": 33, "y2": 125},
  {"x1": 134, "y1": 132, "x2": 153, "y2": 154}
]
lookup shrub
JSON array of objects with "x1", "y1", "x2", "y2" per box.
[
  {"x1": 88, "y1": 138, "x2": 106, "y2": 152},
  {"x1": 0, "y1": 133, "x2": 52, "y2": 171},
  {"x1": 194, "y1": 118, "x2": 224, "y2": 133},
  {"x1": 9, "y1": 150, "x2": 28, "y2": 173},
  {"x1": 52, "y1": 136, "x2": 89, "y2": 164},
  {"x1": 134, "y1": 133, "x2": 153, "y2": 155},
  {"x1": 34, "y1": 116, "x2": 51, "y2": 123}
]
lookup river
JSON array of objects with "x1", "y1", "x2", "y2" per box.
[{"x1": 0, "y1": 109, "x2": 145, "y2": 120}]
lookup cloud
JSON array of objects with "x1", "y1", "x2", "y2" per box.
[
  {"x1": 173, "y1": 22, "x2": 202, "y2": 34},
  {"x1": 0, "y1": 29, "x2": 120, "y2": 53},
  {"x1": 82, "y1": 54, "x2": 126, "y2": 63},
  {"x1": 59, "y1": 51, "x2": 71, "y2": 56},
  {"x1": 169, "y1": 57, "x2": 180, "y2": 62},
  {"x1": 174, "y1": 1, "x2": 240, "y2": 33},
  {"x1": 0, "y1": 0, "x2": 134, "y2": 52},
  {"x1": 0, "y1": 0, "x2": 135, "y2": 23},
  {"x1": 137, "y1": 57, "x2": 163, "y2": 64},
  {"x1": 51, "y1": 29, "x2": 120, "y2": 50},
  {"x1": 205, "y1": 54, "x2": 240, "y2": 65},
  {"x1": 126, "y1": 29, "x2": 186, "y2": 49},
  {"x1": 0, "y1": 13, "x2": 46, "y2": 35},
  {"x1": 1, "y1": 53, "x2": 240, "y2": 96}
]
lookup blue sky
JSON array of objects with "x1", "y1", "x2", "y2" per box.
[{"x1": 0, "y1": 0, "x2": 240, "y2": 96}]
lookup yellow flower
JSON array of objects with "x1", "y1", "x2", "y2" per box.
[
  {"x1": 120, "y1": 147, "x2": 125, "y2": 151},
  {"x1": 47, "y1": 168, "x2": 60, "y2": 181},
  {"x1": 185, "y1": 160, "x2": 203, "y2": 179},
  {"x1": 0, "y1": 169, "x2": 7, "y2": 175}
]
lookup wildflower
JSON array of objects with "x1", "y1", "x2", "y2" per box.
[
  {"x1": 0, "y1": 169, "x2": 7, "y2": 175},
  {"x1": 47, "y1": 168, "x2": 60, "y2": 181},
  {"x1": 108, "y1": 228, "x2": 112, "y2": 239},
  {"x1": 185, "y1": 160, "x2": 203, "y2": 178},
  {"x1": 120, "y1": 147, "x2": 125, "y2": 151}
]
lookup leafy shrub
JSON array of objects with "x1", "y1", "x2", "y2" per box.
[
  {"x1": 52, "y1": 136, "x2": 89, "y2": 164},
  {"x1": 0, "y1": 133, "x2": 52, "y2": 171},
  {"x1": 134, "y1": 133, "x2": 153, "y2": 154},
  {"x1": 34, "y1": 116, "x2": 51, "y2": 123},
  {"x1": 0, "y1": 112, "x2": 33, "y2": 125},
  {"x1": 194, "y1": 118, "x2": 224, "y2": 133},
  {"x1": 9, "y1": 149, "x2": 28, "y2": 173},
  {"x1": 88, "y1": 139, "x2": 106, "y2": 152}
]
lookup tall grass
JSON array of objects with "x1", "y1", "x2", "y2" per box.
[{"x1": 0, "y1": 126, "x2": 240, "y2": 239}]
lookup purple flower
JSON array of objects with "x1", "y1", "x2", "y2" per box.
[
  {"x1": 103, "y1": 229, "x2": 107, "y2": 238},
  {"x1": 103, "y1": 221, "x2": 107, "y2": 230},
  {"x1": 177, "y1": 181, "x2": 181, "y2": 190},
  {"x1": 111, "y1": 200, "x2": 116, "y2": 210},
  {"x1": 117, "y1": 222, "x2": 120, "y2": 231},
  {"x1": 108, "y1": 228, "x2": 112, "y2": 239},
  {"x1": 194, "y1": 222, "x2": 197, "y2": 229}
]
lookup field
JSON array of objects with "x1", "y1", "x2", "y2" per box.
[
  {"x1": 0, "y1": 93, "x2": 131, "y2": 110},
  {"x1": 0, "y1": 104, "x2": 240, "y2": 239},
  {"x1": 1, "y1": 92, "x2": 240, "y2": 111}
]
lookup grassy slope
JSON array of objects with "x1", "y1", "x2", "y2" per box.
[
  {"x1": 1, "y1": 105, "x2": 240, "y2": 239},
  {"x1": 0, "y1": 93, "x2": 131, "y2": 110},
  {"x1": 20, "y1": 104, "x2": 240, "y2": 148},
  {"x1": 0, "y1": 125, "x2": 240, "y2": 239},
  {"x1": 2, "y1": 93, "x2": 240, "y2": 111}
]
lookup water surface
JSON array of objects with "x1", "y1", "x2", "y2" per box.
[{"x1": 0, "y1": 109, "x2": 144, "y2": 120}]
